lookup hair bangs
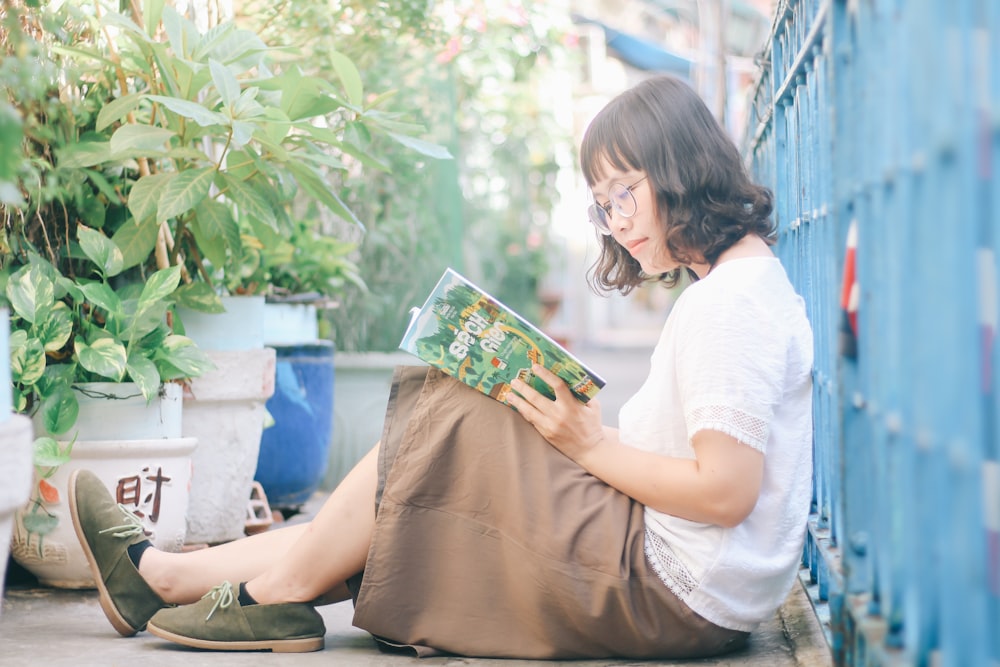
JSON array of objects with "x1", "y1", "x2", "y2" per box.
[{"x1": 580, "y1": 102, "x2": 641, "y2": 187}]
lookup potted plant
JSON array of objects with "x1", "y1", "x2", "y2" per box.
[
  {"x1": 5, "y1": 235, "x2": 210, "y2": 587},
  {"x1": 4, "y1": 0, "x2": 454, "y2": 541},
  {"x1": 1, "y1": 2, "x2": 210, "y2": 583}
]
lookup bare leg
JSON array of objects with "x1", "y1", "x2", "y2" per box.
[{"x1": 140, "y1": 443, "x2": 379, "y2": 605}]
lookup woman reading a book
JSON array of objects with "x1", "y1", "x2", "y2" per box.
[{"x1": 69, "y1": 74, "x2": 814, "y2": 659}]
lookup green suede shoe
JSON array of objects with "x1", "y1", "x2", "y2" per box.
[
  {"x1": 68, "y1": 469, "x2": 168, "y2": 636},
  {"x1": 147, "y1": 581, "x2": 326, "y2": 653}
]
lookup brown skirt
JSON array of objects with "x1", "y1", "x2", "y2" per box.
[{"x1": 347, "y1": 366, "x2": 748, "y2": 659}]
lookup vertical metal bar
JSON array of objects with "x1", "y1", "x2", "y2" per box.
[{"x1": 987, "y1": 0, "x2": 1000, "y2": 661}]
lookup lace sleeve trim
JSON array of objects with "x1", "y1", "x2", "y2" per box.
[{"x1": 686, "y1": 404, "x2": 769, "y2": 453}]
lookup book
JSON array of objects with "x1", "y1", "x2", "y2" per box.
[{"x1": 399, "y1": 268, "x2": 606, "y2": 404}]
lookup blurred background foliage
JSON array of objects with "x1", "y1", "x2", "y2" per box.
[{"x1": 241, "y1": 0, "x2": 576, "y2": 351}]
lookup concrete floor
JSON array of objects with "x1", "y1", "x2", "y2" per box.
[
  {"x1": 0, "y1": 347, "x2": 833, "y2": 666},
  {"x1": 0, "y1": 574, "x2": 831, "y2": 667}
]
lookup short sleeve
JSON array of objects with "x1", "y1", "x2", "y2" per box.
[{"x1": 673, "y1": 285, "x2": 788, "y2": 453}]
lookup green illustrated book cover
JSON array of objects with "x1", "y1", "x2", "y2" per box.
[{"x1": 399, "y1": 268, "x2": 605, "y2": 404}]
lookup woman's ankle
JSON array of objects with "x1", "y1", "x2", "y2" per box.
[{"x1": 136, "y1": 548, "x2": 178, "y2": 603}]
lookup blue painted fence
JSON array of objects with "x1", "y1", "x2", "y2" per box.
[{"x1": 744, "y1": 0, "x2": 998, "y2": 665}]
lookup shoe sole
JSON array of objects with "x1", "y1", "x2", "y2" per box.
[
  {"x1": 146, "y1": 622, "x2": 324, "y2": 653},
  {"x1": 68, "y1": 469, "x2": 140, "y2": 637}
]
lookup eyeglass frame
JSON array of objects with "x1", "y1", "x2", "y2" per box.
[{"x1": 587, "y1": 175, "x2": 648, "y2": 236}]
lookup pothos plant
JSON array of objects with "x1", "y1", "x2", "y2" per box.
[{"x1": 8, "y1": 225, "x2": 213, "y2": 523}]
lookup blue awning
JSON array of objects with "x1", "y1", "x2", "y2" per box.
[{"x1": 573, "y1": 16, "x2": 692, "y2": 76}]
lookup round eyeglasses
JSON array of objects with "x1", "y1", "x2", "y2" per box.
[{"x1": 587, "y1": 176, "x2": 648, "y2": 235}]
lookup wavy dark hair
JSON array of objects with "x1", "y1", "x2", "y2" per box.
[{"x1": 580, "y1": 75, "x2": 774, "y2": 294}]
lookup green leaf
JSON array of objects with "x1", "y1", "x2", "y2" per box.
[
  {"x1": 285, "y1": 161, "x2": 363, "y2": 230},
  {"x1": 210, "y1": 59, "x2": 240, "y2": 108},
  {"x1": 326, "y1": 49, "x2": 363, "y2": 107},
  {"x1": 77, "y1": 192, "x2": 107, "y2": 230},
  {"x1": 230, "y1": 87, "x2": 265, "y2": 121},
  {"x1": 191, "y1": 22, "x2": 237, "y2": 61},
  {"x1": 345, "y1": 119, "x2": 372, "y2": 146},
  {"x1": 192, "y1": 199, "x2": 237, "y2": 267},
  {"x1": 56, "y1": 141, "x2": 112, "y2": 169},
  {"x1": 78, "y1": 226, "x2": 125, "y2": 278},
  {"x1": 126, "y1": 353, "x2": 160, "y2": 402},
  {"x1": 260, "y1": 107, "x2": 291, "y2": 145},
  {"x1": 362, "y1": 110, "x2": 426, "y2": 134},
  {"x1": 8, "y1": 329, "x2": 26, "y2": 350},
  {"x1": 38, "y1": 363, "x2": 76, "y2": 394},
  {"x1": 192, "y1": 198, "x2": 233, "y2": 241},
  {"x1": 85, "y1": 169, "x2": 121, "y2": 202},
  {"x1": 230, "y1": 120, "x2": 254, "y2": 148},
  {"x1": 33, "y1": 435, "x2": 73, "y2": 467},
  {"x1": 110, "y1": 124, "x2": 175, "y2": 157},
  {"x1": 295, "y1": 152, "x2": 346, "y2": 171},
  {"x1": 11, "y1": 337, "x2": 46, "y2": 385},
  {"x1": 112, "y1": 216, "x2": 160, "y2": 269},
  {"x1": 129, "y1": 173, "x2": 175, "y2": 223},
  {"x1": 96, "y1": 93, "x2": 144, "y2": 132},
  {"x1": 35, "y1": 303, "x2": 73, "y2": 353},
  {"x1": 273, "y1": 69, "x2": 343, "y2": 121},
  {"x1": 147, "y1": 95, "x2": 228, "y2": 128},
  {"x1": 155, "y1": 335, "x2": 216, "y2": 380},
  {"x1": 75, "y1": 337, "x2": 127, "y2": 381},
  {"x1": 138, "y1": 265, "x2": 182, "y2": 314},
  {"x1": 39, "y1": 387, "x2": 78, "y2": 436},
  {"x1": 197, "y1": 23, "x2": 264, "y2": 68},
  {"x1": 363, "y1": 88, "x2": 399, "y2": 111},
  {"x1": 161, "y1": 5, "x2": 200, "y2": 60},
  {"x1": 191, "y1": 222, "x2": 227, "y2": 269},
  {"x1": 49, "y1": 44, "x2": 117, "y2": 68},
  {"x1": 157, "y1": 167, "x2": 215, "y2": 222},
  {"x1": 247, "y1": 217, "x2": 284, "y2": 248},
  {"x1": 172, "y1": 283, "x2": 225, "y2": 313},
  {"x1": 218, "y1": 172, "x2": 277, "y2": 228},
  {"x1": 79, "y1": 282, "x2": 121, "y2": 314},
  {"x1": 7, "y1": 264, "x2": 55, "y2": 324},
  {"x1": 166, "y1": 146, "x2": 212, "y2": 161},
  {"x1": 301, "y1": 128, "x2": 390, "y2": 172},
  {"x1": 144, "y1": 0, "x2": 165, "y2": 37},
  {"x1": 386, "y1": 132, "x2": 453, "y2": 160}
]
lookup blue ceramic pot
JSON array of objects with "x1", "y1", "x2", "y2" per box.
[{"x1": 254, "y1": 342, "x2": 334, "y2": 510}]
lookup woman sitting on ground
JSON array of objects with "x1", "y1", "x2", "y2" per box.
[{"x1": 70, "y1": 73, "x2": 814, "y2": 659}]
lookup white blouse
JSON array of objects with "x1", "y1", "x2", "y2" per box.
[{"x1": 619, "y1": 256, "x2": 814, "y2": 632}]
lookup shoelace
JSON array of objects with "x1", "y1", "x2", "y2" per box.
[
  {"x1": 204, "y1": 581, "x2": 235, "y2": 621},
  {"x1": 97, "y1": 504, "x2": 145, "y2": 539}
]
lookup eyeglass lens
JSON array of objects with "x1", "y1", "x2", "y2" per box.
[{"x1": 588, "y1": 182, "x2": 639, "y2": 234}]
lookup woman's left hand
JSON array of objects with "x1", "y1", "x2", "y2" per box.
[{"x1": 507, "y1": 364, "x2": 605, "y2": 461}]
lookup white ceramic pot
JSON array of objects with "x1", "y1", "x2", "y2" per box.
[
  {"x1": 177, "y1": 295, "x2": 266, "y2": 351},
  {"x1": 31, "y1": 382, "x2": 183, "y2": 441},
  {"x1": 0, "y1": 415, "x2": 34, "y2": 613},
  {"x1": 11, "y1": 436, "x2": 197, "y2": 588},
  {"x1": 263, "y1": 302, "x2": 319, "y2": 346},
  {"x1": 324, "y1": 352, "x2": 423, "y2": 490},
  {"x1": 182, "y1": 348, "x2": 276, "y2": 545}
]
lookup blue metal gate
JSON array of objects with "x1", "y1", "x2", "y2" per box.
[{"x1": 744, "y1": 1, "x2": 999, "y2": 665}]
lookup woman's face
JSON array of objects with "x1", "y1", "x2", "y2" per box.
[{"x1": 590, "y1": 162, "x2": 678, "y2": 275}]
